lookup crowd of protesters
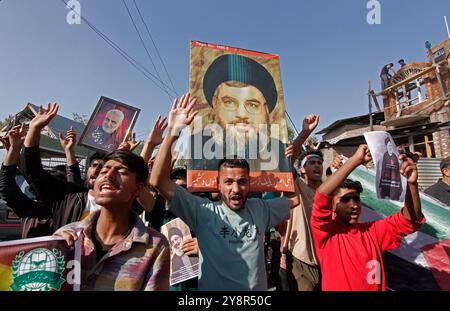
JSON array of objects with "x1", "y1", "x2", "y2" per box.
[{"x1": 0, "y1": 93, "x2": 427, "y2": 291}]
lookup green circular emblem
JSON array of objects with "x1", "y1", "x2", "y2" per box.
[{"x1": 11, "y1": 248, "x2": 66, "y2": 291}]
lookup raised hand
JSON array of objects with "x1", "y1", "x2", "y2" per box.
[
  {"x1": 58, "y1": 126, "x2": 76, "y2": 153},
  {"x1": 119, "y1": 132, "x2": 141, "y2": 152},
  {"x1": 140, "y1": 116, "x2": 167, "y2": 163},
  {"x1": 168, "y1": 93, "x2": 198, "y2": 136},
  {"x1": 29, "y1": 103, "x2": 59, "y2": 131},
  {"x1": 292, "y1": 114, "x2": 320, "y2": 160},
  {"x1": 399, "y1": 154, "x2": 418, "y2": 184},
  {"x1": 285, "y1": 143, "x2": 295, "y2": 159},
  {"x1": 3, "y1": 124, "x2": 28, "y2": 166},
  {"x1": 146, "y1": 115, "x2": 168, "y2": 147},
  {"x1": 118, "y1": 141, "x2": 131, "y2": 151},
  {"x1": 127, "y1": 132, "x2": 141, "y2": 152},
  {"x1": 7, "y1": 124, "x2": 27, "y2": 150},
  {"x1": 352, "y1": 144, "x2": 372, "y2": 165},
  {"x1": 400, "y1": 153, "x2": 422, "y2": 222},
  {"x1": 331, "y1": 155, "x2": 343, "y2": 171},
  {"x1": 302, "y1": 114, "x2": 320, "y2": 133}
]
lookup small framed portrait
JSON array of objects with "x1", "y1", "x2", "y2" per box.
[{"x1": 79, "y1": 96, "x2": 140, "y2": 152}]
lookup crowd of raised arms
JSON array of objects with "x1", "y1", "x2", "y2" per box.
[{"x1": 0, "y1": 93, "x2": 425, "y2": 291}]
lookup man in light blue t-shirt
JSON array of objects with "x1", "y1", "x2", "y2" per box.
[{"x1": 150, "y1": 93, "x2": 301, "y2": 291}]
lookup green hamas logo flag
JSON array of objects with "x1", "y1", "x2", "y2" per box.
[{"x1": 11, "y1": 248, "x2": 65, "y2": 291}]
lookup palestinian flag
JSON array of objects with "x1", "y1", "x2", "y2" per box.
[
  {"x1": 350, "y1": 166, "x2": 450, "y2": 291},
  {"x1": 0, "y1": 236, "x2": 80, "y2": 291}
]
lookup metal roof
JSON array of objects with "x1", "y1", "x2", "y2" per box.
[
  {"x1": 27, "y1": 104, "x2": 86, "y2": 137},
  {"x1": 317, "y1": 111, "x2": 385, "y2": 135},
  {"x1": 328, "y1": 121, "x2": 450, "y2": 147},
  {"x1": 2, "y1": 104, "x2": 91, "y2": 158}
]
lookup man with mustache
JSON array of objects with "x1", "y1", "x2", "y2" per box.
[
  {"x1": 151, "y1": 94, "x2": 301, "y2": 290},
  {"x1": 310, "y1": 144, "x2": 425, "y2": 290},
  {"x1": 55, "y1": 150, "x2": 169, "y2": 290}
]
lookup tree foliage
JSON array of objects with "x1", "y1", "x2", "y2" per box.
[
  {"x1": 72, "y1": 112, "x2": 89, "y2": 125},
  {"x1": 0, "y1": 114, "x2": 14, "y2": 131}
]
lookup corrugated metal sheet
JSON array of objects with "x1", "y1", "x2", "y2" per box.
[{"x1": 417, "y1": 158, "x2": 442, "y2": 190}]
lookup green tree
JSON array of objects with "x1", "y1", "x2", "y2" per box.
[
  {"x1": 286, "y1": 125, "x2": 296, "y2": 142},
  {"x1": 0, "y1": 114, "x2": 14, "y2": 131}
]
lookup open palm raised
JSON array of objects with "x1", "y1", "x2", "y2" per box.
[
  {"x1": 8, "y1": 124, "x2": 27, "y2": 149},
  {"x1": 168, "y1": 93, "x2": 198, "y2": 136},
  {"x1": 58, "y1": 127, "x2": 76, "y2": 153},
  {"x1": 147, "y1": 115, "x2": 168, "y2": 146},
  {"x1": 30, "y1": 103, "x2": 59, "y2": 130}
]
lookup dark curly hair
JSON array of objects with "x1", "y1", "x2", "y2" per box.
[
  {"x1": 104, "y1": 150, "x2": 148, "y2": 183},
  {"x1": 218, "y1": 157, "x2": 250, "y2": 174},
  {"x1": 334, "y1": 179, "x2": 363, "y2": 195}
]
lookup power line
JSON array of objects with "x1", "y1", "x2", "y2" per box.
[
  {"x1": 133, "y1": 0, "x2": 178, "y2": 97},
  {"x1": 61, "y1": 0, "x2": 177, "y2": 98},
  {"x1": 121, "y1": 0, "x2": 175, "y2": 98},
  {"x1": 285, "y1": 111, "x2": 299, "y2": 135}
]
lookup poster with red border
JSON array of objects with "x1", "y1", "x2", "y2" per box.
[
  {"x1": 0, "y1": 236, "x2": 80, "y2": 291},
  {"x1": 187, "y1": 41, "x2": 293, "y2": 192}
]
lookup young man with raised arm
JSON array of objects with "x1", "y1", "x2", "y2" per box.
[{"x1": 150, "y1": 93, "x2": 300, "y2": 291}]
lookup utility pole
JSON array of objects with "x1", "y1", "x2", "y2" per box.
[{"x1": 445, "y1": 16, "x2": 450, "y2": 39}]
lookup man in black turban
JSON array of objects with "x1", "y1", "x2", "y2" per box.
[
  {"x1": 188, "y1": 54, "x2": 289, "y2": 173},
  {"x1": 379, "y1": 137, "x2": 403, "y2": 200}
]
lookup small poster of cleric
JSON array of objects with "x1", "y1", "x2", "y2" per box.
[
  {"x1": 79, "y1": 96, "x2": 140, "y2": 152},
  {"x1": 364, "y1": 131, "x2": 407, "y2": 202},
  {"x1": 161, "y1": 218, "x2": 199, "y2": 286},
  {"x1": 0, "y1": 236, "x2": 80, "y2": 291},
  {"x1": 187, "y1": 41, "x2": 293, "y2": 192}
]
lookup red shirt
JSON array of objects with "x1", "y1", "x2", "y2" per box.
[{"x1": 311, "y1": 192, "x2": 424, "y2": 291}]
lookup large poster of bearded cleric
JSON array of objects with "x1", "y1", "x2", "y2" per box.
[
  {"x1": 0, "y1": 236, "x2": 80, "y2": 291},
  {"x1": 187, "y1": 41, "x2": 293, "y2": 192},
  {"x1": 79, "y1": 96, "x2": 140, "y2": 153}
]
